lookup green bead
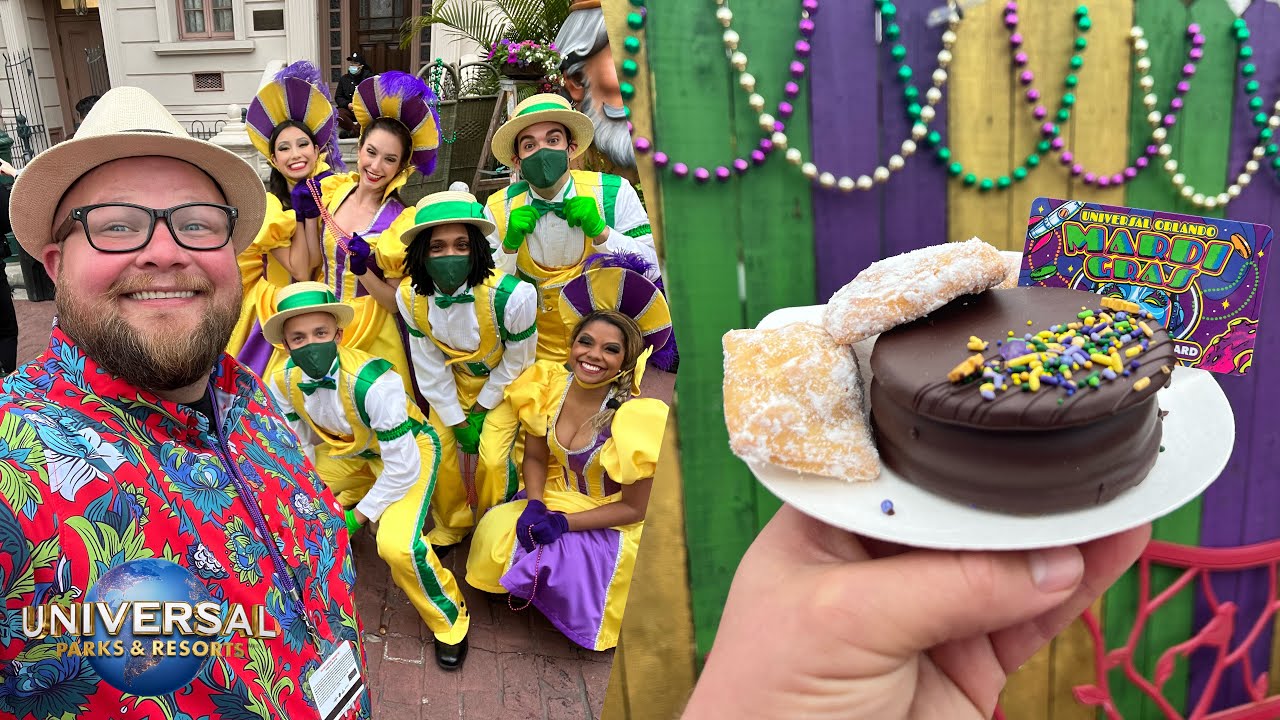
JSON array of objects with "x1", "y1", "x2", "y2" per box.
[
  {"x1": 891, "y1": 44, "x2": 907, "y2": 61},
  {"x1": 624, "y1": 36, "x2": 641, "y2": 53},
  {"x1": 1075, "y1": 37, "x2": 1088, "y2": 50},
  {"x1": 979, "y1": 178, "x2": 994, "y2": 191},
  {"x1": 897, "y1": 65, "x2": 912, "y2": 80},
  {"x1": 1062, "y1": 93, "x2": 1076, "y2": 106},
  {"x1": 907, "y1": 103, "x2": 922, "y2": 119},
  {"x1": 1069, "y1": 55, "x2": 1084, "y2": 69},
  {"x1": 1026, "y1": 154, "x2": 1040, "y2": 167},
  {"x1": 1255, "y1": 112, "x2": 1269, "y2": 127},
  {"x1": 1243, "y1": 63, "x2": 1256, "y2": 76},
  {"x1": 1250, "y1": 96, "x2": 1264, "y2": 111},
  {"x1": 926, "y1": 130, "x2": 942, "y2": 146},
  {"x1": 1056, "y1": 108, "x2": 1070, "y2": 122},
  {"x1": 1267, "y1": 144, "x2": 1279, "y2": 157},
  {"x1": 620, "y1": 82, "x2": 635, "y2": 100},
  {"x1": 937, "y1": 147, "x2": 952, "y2": 161},
  {"x1": 1273, "y1": 156, "x2": 1280, "y2": 170},
  {"x1": 1235, "y1": 27, "x2": 1250, "y2": 41},
  {"x1": 1077, "y1": 16, "x2": 1091, "y2": 31},
  {"x1": 1240, "y1": 46, "x2": 1254, "y2": 59},
  {"x1": 1065, "y1": 74, "x2": 1078, "y2": 88},
  {"x1": 904, "y1": 85, "x2": 919, "y2": 101},
  {"x1": 948, "y1": 161, "x2": 962, "y2": 176},
  {"x1": 963, "y1": 172, "x2": 977, "y2": 186},
  {"x1": 1075, "y1": 5, "x2": 1089, "y2": 16},
  {"x1": 881, "y1": 2, "x2": 897, "y2": 18},
  {"x1": 885, "y1": 23, "x2": 901, "y2": 40},
  {"x1": 621, "y1": 59, "x2": 639, "y2": 76},
  {"x1": 1013, "y1": 167, "x2": 1028, "y2": 180},
  {"x1": 1037, "y1": 139, "x2": 1052, "y2": 152},
  {"x1": 1247, "y1": 80, "x2": 1260, "y2": 94},
  {"x1": 1233, "y1": 18, "x2": 1247, "y2": 30},
  {"x1": 997, "y1": 176, "x2": 1012, "y2": 188},
  {"x1": 626, "y1": 12, "x2": 644, "y2": 29},
  {"x1": 1262, "y1": 128, "x2": 1275, "y2": 141}
]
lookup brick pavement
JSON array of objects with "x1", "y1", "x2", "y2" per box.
[{"x1": 9, "y1": 293, "x2": 613, "y2": 720}]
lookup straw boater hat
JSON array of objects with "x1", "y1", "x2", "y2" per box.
[
  {"x1": 490, "y1": 93, "x2": 595, "y2": 165},
  {"x1": 399, "y1": 190, "x2": 496, "y2": 247},
  {"x1": 9, "y1": 86, "x2": 266, "y2": 257},
  {"x1": 263, "y1": 281, "x2": 355, "y2": 346}
]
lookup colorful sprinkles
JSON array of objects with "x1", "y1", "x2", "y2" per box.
[{"x1": 948, "y1": 298, "x2": 1163, "y2": 401}]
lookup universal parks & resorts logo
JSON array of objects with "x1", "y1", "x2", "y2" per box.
[{"x1": 20, "y1": 558, "x2": 279, "y2": 697}]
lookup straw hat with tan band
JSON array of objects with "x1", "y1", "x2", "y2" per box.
[
  {"x1": 262, "y1": 281, "x2": 355, "y2": 346},
  {"x1": 490, "y1": 93, "x2": 595, "y2": 166},
  {"x1": 10, "y1": 86, "x2": 266, "y2": 258},
  {"x1": 398, "y1": 190, "x2": 496, "y2": 247}
]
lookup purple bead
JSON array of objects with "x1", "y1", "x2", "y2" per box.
[
  {"x1": 715, "y1": 165, "x2": 731, "y2": 181},
  {"x1": 778, "y1": 101, "x2": 795, "y2": 118},
  {"x1": 1010, "y1": 32, "x2": 1023, "y2": 46},
  {"x1": 1084, "y1": 172, "x2": 1097, "y2": 184},
  {"x1": 1187, "y1": 22, "x2": 1200, "y2": 35},
  {"x1": 750, "y1": 149, "x2": 767, "y2": 165},
  {"x1": 774, "y1": 120, "x2": 785, "y2": 133},
  {"x1": 785, "y1": 81, "x2": 801, "y2": 98},
  {"x1": 1146, "y1": 144, "x2": 1159, "y2": 156},
  {"x1": 693, "y1": 166, "x2": 710, "y2": 182},
  {"x1": 1163, "y1": 114, "x2": 1176, "y2": 127},
  {"x1": 1124, "y1": 166, "x2": 1138, "y2": 179},
  {"x1": 1182, "y1": 63, "x2": 1195, "y2": 77},
  {"x1": 1111, "y1": 173, "x2": 1124, "y2": 184},
  {"x1": 795, "y1": 40, "x2": 811, "y2": 57},
  {"x1": 1098, "y1": 175, "x2": 1111, "y2": 187},
  {"x1": 633, "y1": 136, "x2": 651, "y2": 152},
  {"x1": 1004, "y1": 13, "x2": 1019, "y2": 27},
  {"x1": 1170, "y1": 97, "x2": 1184, "y2": 111},
  {"x1": 672, "y1": 162, "x2": 689, "y2": 177},
  {"x1": 799, "y1": 18, "x2": 815, "y2": 36},
  {"x1": 1061, "y1": 150, "x2": 1074, "y2": 163},
  {"x1": 1136, "y1": 156, "x2": 1149, "y2": 168},
  {"x1": 1176, "y1": 81, "x2": 1191, "y2": 94},
  {"x1": 1051, "y1": 136, "x2": 1065, "y2": 150},
  {"x1": 1020, "y1": 70, "x2": 1034, "y2": 85},
  {"x1": 790, "y1": 61, "x2": 806, "y2": 77},
  {"x1": 1026, "y1": 88, "x2": 1041, "y2": 101},
  {"x1": 999, "y1": 339, "x2": 1029, "y2": 360},
  {"x1": 1189, "y1": 47, "x2": 1203, "y2": 61},
  {"x1": 1033, "y1": 105, "x2": 1047, "y2": 119},
  {"x1": 733, "y1": 157, "x2": 750, "y2": 173},
  {"x1": 802, "y1": 0, "x2": 818, "y2": 14},
  {"x1": 759, "y1": 137, "x2": 773, "y2": 151},
  {"x1": 1005, "y1": 1, "x2": 1018, "y2": 11},
  {"x1": 653, "y1": 151, "x2": 669, "y2": 167},
  {"x1": 1192, "y1": 34, "x2": 1205, "y2": 47},
  {"x1": 1072, "y1": 163, "x2": 1084, "y2": 176},
  {"x1": 1015, "y1": 52, "x2": 1029, "y2": 66},
  {"x1": 627, "y1": 121, "x2": 634, "y2": 133}
]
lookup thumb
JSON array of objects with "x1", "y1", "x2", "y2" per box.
[{"x1": 823, "y1": 545, "x2": 1084, "y2": 656}]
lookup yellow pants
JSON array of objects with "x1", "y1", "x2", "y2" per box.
[
  {"x1": 315, "y1": 432, "x2": 469, "y2": 644},
  {"x1": 424, "y1": 402, "x2": 522, "y2": 547}
]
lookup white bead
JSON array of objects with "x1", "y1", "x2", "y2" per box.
[
  {"x1": 900, "y1": 139, "x2": 917, "y2": 156},
  {"x1": 1180, "y1": 186, "x2": 1194, "y2": 198},
  {"x1": 748, "y1": 93, "x2": 765, "y2": 112},
  {"x1": 942, "y1": 30, "x2": 957, "y2": 47},
  {"x1": 1245, "y1": 160, "x2": 1260, "y2": 174},
  {"x1": 1274, "y1": 98, "x2": 1280, "y2": 112},
  {"x1": 739, "y1": 73, "x2": 756, "y2": 92},
  {"x1": 801, "y1": 162, "x2": 817, "y2": 178},
  {"x1": 838, "y1": 175, "x2": 855, "y2": 191},
  {"x1": 873, "y1": 166, "x2": 891, "y2": 182},
  {"x1": 937, "y1": 49, "x2": 953, "y2": 66},
  {"x1": 1238, "y1": 173, "x2": 1252, "y2": 187},
  {"x1": 912, "y1": 123, "x2": 928, "y2": 140},
  {"x1": 925, "y1": 87, "x2": 942, "y2": 104},
  {"x1": 1253, "y1": 145, "x2": 1266, "y2": 159},
  {"x1": 1130, "y1": 26, "x2": 1144, "y2": 39},
  {"x1": 919, "y1": 105, "x2": 936, "y2": 122},
  {"x1": 771, "y1": 131, "x2": 788, "y2": 148},
  {"x1": 723, "y1": 30, "x2": 740, "y2": 49},
  {"x1": 856, "y1": 175, "x2": 873, "y2": 190},
  {"x1": 1136, "y1": 58, "x2": 1151, "y2": 73},
  {"x1": 819, "y1": 172, "x2": 836, "y2": 188},
  {"x1": 1158, "y1": 143, "x2": 1172, "y2": 157},
  {"x1": 1152, "y1": 127, "x2": 1167, "y2": 142},
  {"x1": 1140, "y1": 75, "x2": 1154, "y2": 90},
  {"x1": 758, "y1": 113, "x2": 776, "y2": 131},
  {"x1": 731, "y1": 52, "x2": 748, "y2": 71},
  {"x1": 1217, "y1": 192, "x2": 1231, "y2": 205},
  {"x1": 1203, "y1": 196, "x2": 1217, "y2": 209},
  {"x1": 1192, "y1": 192, "x2": 1206, "y2": 206},
  {"x1": 1143, "y1": 93, "x2": 1157, "y2": 108},
  {"x1": 1228, "y1": 184, "x2": 1242, "y2": 197},
  {"x1": 933, "y1": 69, "x2": 948, "y2": 86},
  {"x1": 1135, "y1": 38, "x2": 1149, "y2": 53},
  {"x1": 786, "y1": 148, "x2": 803, "y2": 164},
  {"x1": 1270, "y1": 116, "x2": 1280, "y2": 128},
  {"x1": 888, "y1": 154, "x2": 905, "y2": 170},
  {"x1": 1147, "y1": 111, "x2": 1162, "y2": 126},
  {"x1": 1171, "y1": 173, "x2": 1185, "y2": 186},
  {"x1": 716, "y1": 6, "x2": 733, "y2": 26},
  {"x1": 1164, "y1": 159, "x2": 1178, "y2": 172}
]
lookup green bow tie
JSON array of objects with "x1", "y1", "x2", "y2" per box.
[
  {"x1": 529, "y1": 198, "x2": 565, "y2": 219},
  {"x1": 298, "y1": 377, "x2": 337, "y2": 395},
  {"x1": 435, "y1": 292, "x2": 475, "y2": 309}
]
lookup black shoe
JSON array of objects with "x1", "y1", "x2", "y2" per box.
[{"x1": 435, "y1": 635, "x2": 468, "y2": 671}]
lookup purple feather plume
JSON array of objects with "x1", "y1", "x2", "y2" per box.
[
  {"x1": 582, "y1": 252, "x2": 679, "y2": 373},
  {"x1": 274, "y1": 60, "x2": 346, "y2": 172}
]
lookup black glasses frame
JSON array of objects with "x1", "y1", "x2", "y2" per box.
[{"x1": 53, "y1": 202, "x2": 239, "y2": 253}]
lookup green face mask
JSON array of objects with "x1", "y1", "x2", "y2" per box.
[
  {"x1": 427, "y1": 254, "x2": 471, "y2": 295},
  {"x1": 520, "y1": 147, "x2": 569, "y2": 189},
  {"x1": 290, "y1": 340, "x2": 338, "y2": 379}
]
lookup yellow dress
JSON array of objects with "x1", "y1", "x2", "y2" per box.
[
  {"x1": 465, "y1": 361, "x2": 668, "y2": 651},
  {"x1": 227, "y1": 192, "x2": 295, "y2": 380},
  {"x1": 314, "y1": 172, "x2": 418, "y2": 397}
]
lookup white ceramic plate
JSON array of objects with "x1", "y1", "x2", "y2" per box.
[{"x1": 747, "y1": 305, "x2": 1236, "y2": 550}]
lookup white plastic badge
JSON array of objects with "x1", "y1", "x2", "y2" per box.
[{"x1": 309, "y1": 640, "x2": 365, "y2": 720}]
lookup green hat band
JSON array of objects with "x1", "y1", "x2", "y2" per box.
[
  {"x1": 277, "y1": 289, "x2": 339, "y2": 312},
  {"x1": 415, "y1": 200, "x2": 486, "y2": 226},
  {"x1": 516, "y1": 101, "x2": 570, "y2": 117}
]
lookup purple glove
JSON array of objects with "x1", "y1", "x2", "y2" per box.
[
  {"x1": 347, "y1": 233, "x2": 371, "y2": 276},
  {"x1": 529, "y1": 511, "x2": 569, "y2": 546},
  {"x1": 290, "y1": 178, "x2": 322, "y2": 220},
  {"x1": 516, "y1": 499, "x2": 548, "y2": 552}
]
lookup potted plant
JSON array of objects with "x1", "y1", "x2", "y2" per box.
[{"x1": 487, "y1": 38, "x2": 563, "y2": 88}]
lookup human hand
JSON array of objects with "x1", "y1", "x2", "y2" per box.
[
  {"x1": 290, "y1": 178, "x2": 322, "y2": 220},
  {"x1": 452, "y1": 422, "x2": 480, "y2": 456},
  {"x1": 502, "y1": 205, "x2": 541, "y2": 252},
  {"x1": 681, "y1": 505, "x2": 1151, "y2": 720},
  {"x1": 344, "y1": 509, "x2": 365, "y2": 536},
  {"x1": 529, "y1": 512, "x2": 569, "y2": 546},
  {"x1": 516, "y1": 499, "x2": 548, "y2": 552},
  {"x1": 563, "y1": 196, "x2": 605, "y2": 238},
  {"x1": 347, "y1": 233, "x2": 371, "y2": 275}
]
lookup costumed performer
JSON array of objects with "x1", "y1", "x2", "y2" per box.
[
  {"x1": 483, "y1": 93, "x2": 659, "y2": 364},
  {"x1": 292, "y1": 71, "x2": 440, "y2": 398},
  {"x1": 393, "y1": 190, "x2": 539, "y2": 549},
  {"x1": 264, "y1": 281, "x2": 470, "y2": 670},
  {"x1": 229, "y1": 60, "x2": 344, "y2": 380},
  {"x1": 466, "y1": 266, "x2": 672, "y2": 651}
]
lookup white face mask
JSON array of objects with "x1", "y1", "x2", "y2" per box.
[{"x1": 348, "y1": 65, "x2": 360, "y2": 74}]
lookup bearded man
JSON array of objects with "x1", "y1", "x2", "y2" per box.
[{"x1": 555, "y1": 0, "x2": 637, "y2": 183}]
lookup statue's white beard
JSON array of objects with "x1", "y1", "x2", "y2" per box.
[{"x1": 579, "y1": 88, "x2": 636, "y2": 169}]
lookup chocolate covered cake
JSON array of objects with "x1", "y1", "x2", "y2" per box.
[{"x1": 869, "y1": 286, "x2": 1176, "y2": 513}]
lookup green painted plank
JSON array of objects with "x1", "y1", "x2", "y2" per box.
[
  {"x1": 1109, "y1": 1, "x2": 1233, "y2": 717},
  {"x1": 646, "y1": 0, "x2": 763, "y2": 663}
]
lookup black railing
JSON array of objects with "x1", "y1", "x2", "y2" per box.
[
  {"x1": 0, "y1": 52, "x2": 50, "y2": 168},
  {"x1": 186, "y1": 119, "x2": 226, "y2": 140}
]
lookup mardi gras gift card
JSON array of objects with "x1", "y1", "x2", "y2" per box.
[{"x1": 1019, "y1": 198, "x2": 1272, "y2": 376}]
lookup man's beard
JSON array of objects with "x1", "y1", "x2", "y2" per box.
[
  {"x1": 56, "y1": 272, "x2": 242, "y2": 394},
  {"x1": 579, "y1": 86, "x2": 636, "y2": 170}
]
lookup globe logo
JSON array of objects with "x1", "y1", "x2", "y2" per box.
[{"x1": 84, "y1": 558, "x2": 214, "y2": 697}]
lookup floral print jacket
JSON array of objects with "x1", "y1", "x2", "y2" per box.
[{"x1": 0, "y1": 325, "x2": 368, "y2": 719}]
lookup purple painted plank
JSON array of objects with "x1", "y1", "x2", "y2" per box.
[
  {"x1": 1191, "y1": 1, "x2": 1280, "y2": 711},
  {"x1": 809, "y1": 0, "x2": 884, "y2": 300},
  {"x1": 879, "y1": 0, "x2": 948, "y2": 259}
]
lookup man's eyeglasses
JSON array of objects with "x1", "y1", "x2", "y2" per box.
[{"x1": 53, "y1": 202, "x2": 238, "y2": 253}]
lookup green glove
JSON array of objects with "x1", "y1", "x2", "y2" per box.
[
  {"x1": 344, "y1": 509, "x2": 364, "y2": 536},
  {"x1": 453, "y1": 422, "x2": 480, "y2": 455},
  {"x1": 502, "y1": 205, "x2": 541, "y2": 252},
  {"x1": 563, "y1": 196, "x2": 606, "y2": 238}
]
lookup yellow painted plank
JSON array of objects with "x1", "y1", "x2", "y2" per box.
[{"x1": 947, "y1": 0, "x2": 1014, "y2": 246}]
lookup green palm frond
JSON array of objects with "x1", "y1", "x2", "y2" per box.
[{"x1": 404, "y1": 0, "x2": 573, "y2": 53}]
